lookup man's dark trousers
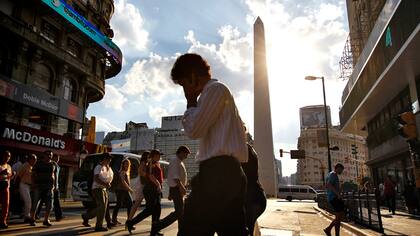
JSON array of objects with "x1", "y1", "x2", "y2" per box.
[
  {"x1": 178, "y1": 156, "x2": 247, "y2": 236},
  {"x1": 152, "y1": 187, "x2": 183, "y2": 234},
  {"x1": 130, "y1": 185, "x2": 161, "y2": 225}
]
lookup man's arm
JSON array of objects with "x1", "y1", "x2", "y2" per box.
[
  {"x1": 182, "y1": 83, "x2": 228, "y2": 139},
  {"x1": 174, "y1": 178, "x2": 186, "y2": 196}
]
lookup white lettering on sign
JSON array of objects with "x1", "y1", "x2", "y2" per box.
[
  {"x1": 22, "y1": 92, "x2": 58, "y2": 111},
  {"x1": 2, "y1": 127, "x2": 66, "y2": 149}
]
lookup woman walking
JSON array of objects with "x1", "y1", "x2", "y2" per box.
[
  {"x1": 112, "y1": 159, "x2": 134, "y2": 224},
  {"x1": 127, "y1": 151, "x2": 149, "y2": 221},
  {"x1": 0, "y1": 151, "x2": 13, "y2": 229}
]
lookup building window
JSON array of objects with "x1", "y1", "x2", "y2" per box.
[
  {"x1": 86, "y1": 54, "x2": 96, "y2": 73},
  {"x1": 31, "y1": 63, "x2": 52, "y2": 92},
  {"x1": 67, "y1": 38, "x2": 81, "y2": 57},
  {"x1": 63, "y1": 77, "x2": 77, "y2": 102},
  {"x1": 40, "y1": 21, "x2": 58, "y2": 44}
]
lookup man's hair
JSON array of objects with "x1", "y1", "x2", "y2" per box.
[
  {"x1": 150, "y1": 149, "x2": 161, "y2": 157},
  {"x1": 170, "y1": 53, "x2": 211, "y2": 83},
  {"x1": 176, "y1": 145, "x2": 191, "y2": 155},
  {"x1": 140, "y1": 151, "x2": 150, "y2": 163},
  {"x1": 335, "y1": 163, "x2": 344, "y2": 169},
  {"x1": 101, "y1": 152, "x2": 112, "y2": 161}
]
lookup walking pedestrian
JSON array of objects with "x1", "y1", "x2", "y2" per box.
[
  {"x1": 323, "y1": 163, "x2": 345, "y2": 236},
  {"x1": 10, "y1": 155, "x2": 24, "y2": 217},
  {"x1": 112, "y1": 158, "x2": 134, "y2": 225},
  {"x1": 127, "y1": 151, "x2": 149, "y2": 221},
  {"x1": 171, "y1": 53, "x2": 248, "y2": 235},
  {"x1": 82, "y1": 153, "x2": 113, "y2": 232},
  {"x1": 15, "y1": 154, "x2": 37, "y2": 223},
  {"x1": 151, "y1": 146, "x2": 190, "y2": 235},
  {"x1": 52, "y1": 154, "x2": 63, "y2": 221},
  {"x1": 126, "y1": 149, "x2": 163, "y2": 234},
  {"x1": 384, "y1": 175, "x2": 396, "y2": 215},
  {"x1": 0, "y1": 150, "x2": 13, "y2": 229},
  {"x1": 29, "y1": 150, "x2": 56, "y2": 227},
  {"x1": 242, "y1": 143, "x2": 267, "y2": 235}
]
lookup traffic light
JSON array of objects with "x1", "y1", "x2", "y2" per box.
[
  {"x1": 280, "y1": 149, "x2": 283, "y2": 157},
  {"x1": 396, "y1": 112, "x2": 417, "y2": 140}
]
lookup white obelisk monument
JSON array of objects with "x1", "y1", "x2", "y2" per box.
[{"x1": 254, "y1": 17, "x2": 278, "y2": 196}]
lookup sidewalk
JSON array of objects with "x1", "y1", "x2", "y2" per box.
[{"x1": 314, "y1": 206, "x2": 420, "y2": 236}]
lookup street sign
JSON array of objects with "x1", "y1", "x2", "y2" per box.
[{"x1": 290, "y1": 150, "x2": 305, "y2": 159}]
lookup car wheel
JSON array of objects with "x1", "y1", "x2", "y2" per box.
[{"x1": 286, "y1": 196, "x2": 292, "y2": 202}]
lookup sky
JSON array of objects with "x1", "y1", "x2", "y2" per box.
[{"x1": 87, "y1": 0, "x2": 350, "y2": 176}]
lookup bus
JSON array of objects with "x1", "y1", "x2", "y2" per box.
[
  {"x1": 278, "y1": 185, "x2": 318, "y2": 202},
  {"x1": 72, "y1": 152, "x2": 169, "y2": 208}
]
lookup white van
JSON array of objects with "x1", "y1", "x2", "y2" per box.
[
  {"x1": 72, "y1": 152, "x2": 169, "y2": 208},
  {"x1": 278, "y1": 185, "x2": 318, "y2": 202}
]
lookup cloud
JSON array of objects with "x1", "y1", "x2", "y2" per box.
[
  {"x1": 185, "y1": 27, "x2": 253, "y2": 95},
  {"x1": 119, "y1": 53, "x2": 179, "y2": 101},
  {"x1": 96, "y1": 116, "x2": 123, "y2": 132},
  {"x1": 101, "y1": 84, "x2": 127, "y2": 110},
  {"x1": 111, "y1": 0, "x2": 149, "y2": 56}
]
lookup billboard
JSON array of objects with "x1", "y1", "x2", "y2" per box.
[{"x1": 300, "y1": 105, "x2": 331, "y2": 129}]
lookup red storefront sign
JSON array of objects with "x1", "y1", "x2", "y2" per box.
[{"x1": 0, "y1": 121, "x2": 106, "y2": 167}]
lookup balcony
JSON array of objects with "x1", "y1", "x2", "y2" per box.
[{"x1": 339, "y1": 0, "x2": 420, "y2": 134}]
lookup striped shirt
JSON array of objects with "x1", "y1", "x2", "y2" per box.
[{"x1": 182, "y1": 79, "x2": 248, "y2": 163}]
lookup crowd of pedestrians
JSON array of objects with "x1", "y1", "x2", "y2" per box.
[
  {"x1": 0, "y1": 150, "x2": 62, "y2": 229},
  {"x1": 0, "y1": 53, "x2": 269, "y2": 235}
]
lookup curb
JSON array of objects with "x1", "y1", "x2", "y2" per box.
[{"x1": 313, "y1": 206, "x2": 377, "y2": 236}]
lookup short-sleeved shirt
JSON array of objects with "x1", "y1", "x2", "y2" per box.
[
  {"x1": 92, "y1": 164, "x2": 114, "y2": 190},
  {"x1": 116, "y1": 170, "x2": 130, "y2": 191},
  {"x1": 145, "y1": 162, "x2": 163, "y2": 188},
  {"x1": 326, "y1": 171, "x2": 340, "y2": 202},
  {"x1": 32, "y1": 161, "x2": 56, "y2": 190},
  {"x1": 17, "y1": 162, "x2": 32, "y2": 185},
  {"x1": 168, "y1": 157, "x2": 187, "y2": 188}
]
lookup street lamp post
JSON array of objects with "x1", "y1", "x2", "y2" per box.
[{"x1": 305, "y1": 76, "x2": 332, "y2": 173}]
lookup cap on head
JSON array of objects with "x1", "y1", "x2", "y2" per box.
[{"x1": 176, "y1": 145, "x2": 191, "y2": 155}]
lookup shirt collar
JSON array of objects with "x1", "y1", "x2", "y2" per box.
[{"x1": 202, "y1": 78, "x2": 218, "y2": 93}]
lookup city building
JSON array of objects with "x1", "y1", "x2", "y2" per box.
[
  {"x1": 103, "y1": 116, "x2": 201, "y2": 186},
  {"x1": 103, "y1": 121, "x2": 155, "y2": 154},
  {"x1": 0, "y1": 0, "x2": 122, "y2": 198},
  {"x1": 95, "y1": 131, "x2": 105, "y2": 144},
  {"x1": 155, "y1": 115, "x2": 200, "y2": 186},
  {"x1": 338, "y1": 0, "x2": 420, "y2": 191},
  {"x1": 254, "y1": 16, "x2": 278, "y2": 196},
  {"x1": 296, "y1": 106, "x2": 368, "y2": 189}
]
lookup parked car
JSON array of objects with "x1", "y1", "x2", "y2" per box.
[
  {"x1": 278, "y1": 185, "x2": 318, "y2": 201},
  {"x1": 72, "y1": 152, "x2": 169, "y2": 208}
]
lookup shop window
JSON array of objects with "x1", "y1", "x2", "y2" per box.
[
  {"x1": 67, "y1": 38, "x2": 81, "y2": 57},
  {"x1": 31, "y1": 63, "x2": 52, "y2": 92},
  {"x1": 51, "y1": 117, "x2": 68, "y2": 135},
  {"x1": 63, "y1": 77, "x2": 77, "y2": 102},
  {"x1": 21, "y1": 106, "x2": 49, "y2": 131},
  {"x1": 41, "y1": 20, "x2": 58, "y2": 44}
]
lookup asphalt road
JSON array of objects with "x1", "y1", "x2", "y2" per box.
[{"x1": 0, "y1": 199, "x2": 356, "y2": 236}]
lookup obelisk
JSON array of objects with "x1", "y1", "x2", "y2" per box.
[{"x1": 254, "y1": 17, "x2": 278, "y2": 197}]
